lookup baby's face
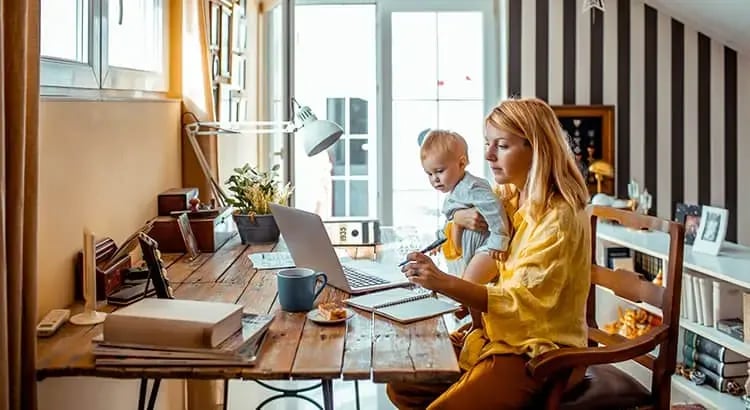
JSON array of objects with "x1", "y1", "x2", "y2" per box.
[{"x1": 422, "y1": 153, "x2": 465, "y2": 193}]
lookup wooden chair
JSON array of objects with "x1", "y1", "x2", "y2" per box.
[{"x1": 527, "y1": 205, "x2": 685, "y2": 410}]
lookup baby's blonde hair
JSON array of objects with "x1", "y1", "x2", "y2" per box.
[
  {"x1": 485, "y1": 97, "x2": 589, "y2": 220},
  {"x1": 419, "y1": 129, "x2": 469, "y2": 164}
]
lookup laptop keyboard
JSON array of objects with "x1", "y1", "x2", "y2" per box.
[{"x1": 342, "y1": 265, "x2": 389, "y2": 288}]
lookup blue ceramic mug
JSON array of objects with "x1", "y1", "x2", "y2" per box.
[{"x1": 276, "y1": 268, "x2": 328, "y2": 312}]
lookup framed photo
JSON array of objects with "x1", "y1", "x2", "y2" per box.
[
  {"x1": 177, "y1": 213, "x2": 200, "y2": 260},
  {"x1": 674, "y1": 203, "x2": 702, "y2": 245},
  {"x1": 551, "y1": 105, "x2": 615, "y2": 196},
  {"x1": 692, "y1": 206, "x2": 729, "y2": 256}
]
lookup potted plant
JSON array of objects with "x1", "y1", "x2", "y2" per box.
[{"x1": 225, "y1": 163, "x2": 294, "y2": 244}]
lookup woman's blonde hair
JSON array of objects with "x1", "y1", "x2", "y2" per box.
[{"x1": 485, "y1": 97, "x2": 589, "y2": 220}]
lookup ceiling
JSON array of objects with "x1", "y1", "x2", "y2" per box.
[{"x1": 643, "y1": 0, "x2": 750, "y2": 53}]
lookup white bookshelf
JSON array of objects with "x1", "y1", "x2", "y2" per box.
[
  {"x1": 672, "y1": 374, "x2": 744, "y2": 409},
  {"x1": 595, "y1": 221, "x2": 750, "y2": 409}
]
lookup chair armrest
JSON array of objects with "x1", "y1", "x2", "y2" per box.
[{"x1": 526, "y1": 324, "x2": 670, "y2": 380}]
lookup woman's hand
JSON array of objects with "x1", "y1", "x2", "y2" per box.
[
  {"x1": 452, "y1": 208, "x2": 488, "y2": 231},
  {"x1": 401, "y1": 252, "x2": 448, "y2": 291}
]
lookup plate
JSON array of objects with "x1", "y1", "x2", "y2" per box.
[{"x1": 306, "y1": 308, "x2": 355, "y2": 325}]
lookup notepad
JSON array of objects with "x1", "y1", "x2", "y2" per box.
[
  {"x1": 248, "y1": 252, "x2": 295, "y2": 269},
  {"x1": 344, "y1": 288, "x2": 459, "y2": 324}
]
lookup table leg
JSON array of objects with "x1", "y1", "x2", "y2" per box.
[
  {"x1": 137, "y1": 378, "x2": 161, "y2": 410},
  {"x1": 321, "y1": 379, "x2": 334, "y2": 410},
  {"x1": 354, "y1": 380, "x2": 361, "y2": 410}
]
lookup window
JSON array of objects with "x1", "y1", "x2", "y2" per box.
[
  {"x1": 292, "y1": 4, "x2": 377, "y2": 220},
  {"x1": 270, "y1": 0, "x2": 499, "y2": 232},
  {"x1": 40, "y1": 0, "x2": 168, "y2": 95}
]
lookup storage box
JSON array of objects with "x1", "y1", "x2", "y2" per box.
[
  {"x1": 149, "y1": 207, "x2": 237, "y2": 252},
  {"x1": 322, "y1": 219, "x2": 380, "y2": 246},
  {"x1": 75, "y1": 237, "x2": 132, "y2": 301},
  {"x1": 157, "y1": 187, "x2": 199, "y2": 216}
]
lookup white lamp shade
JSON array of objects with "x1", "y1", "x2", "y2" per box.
[
  {"x1": 301, "y1": 119, "x2": 344, "y2": 156},
  {"x1": 293, "y1": 104, "x2": 344, "y2": 156}
]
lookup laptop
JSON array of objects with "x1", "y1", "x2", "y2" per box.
[{"x1": 269, "y1": 203, "x2": 410, "y2": 294}]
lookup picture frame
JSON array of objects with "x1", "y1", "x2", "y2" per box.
[
  {"x1": 674, "y1": 203, "x2": 702, "y2": 245},
  {"x1": 176, "y1": 213, "x2": 200, "y2": 260},
  {"x1": 692, "y1": 206, "x2": 729, "y2": 256},
  {"x1": 550, "y1": 105, "x2": 615, "y2": 196},
  {"x1": 137, "y1": 232, "x2": 174, "y2": 299}
]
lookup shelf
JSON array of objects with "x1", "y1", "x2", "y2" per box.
[
  {"x1": 680, "y1": 319, "x2": 750, "y2": 358},
  {"x1": 597, "y1": 222, "x2": 750, "y2": 290},
  {"x1": 672, "y1": 374, "x2": 745, "y2": 409}
]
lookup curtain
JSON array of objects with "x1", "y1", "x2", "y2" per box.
[
  {"x1": 179, "y1": 1, "x2": 224, "y2": 408},
  {"x1": 0, "y1": 0, "x2": 40, "y2": 409},
  {"x1": 180, "y1": 0, "x2": 218, "y2": 204}
]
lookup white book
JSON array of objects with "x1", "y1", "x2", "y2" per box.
[
  {"x1": 680, "y1": 275, "x2": 687, "y2": 319},
  {"x1": 692, "y1": 274, "x2": 704, "y2": 325},
  {"x1": 344, "y1": 288, "x2": 459, "y2": 324},
  {"x1": 684, "y1": 272, "x2": 697, "y2": 323},
  {"x1": 713, "y1": 281, "x2": 743, "y2": 326},
  {"x1": 698, "y1": 276, "x2": 714, "y2": 327}
]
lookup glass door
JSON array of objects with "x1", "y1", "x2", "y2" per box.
[
  {"x1": 292, "y1": 3, "x2": 377, "y2": 219},
  {"x1": 379, "y1": 0, "x2": 500, "y2": 232}
]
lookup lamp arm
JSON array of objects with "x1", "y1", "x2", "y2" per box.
[{"x1": 185, "y1": 124, "x2": 230, "y2": 207}]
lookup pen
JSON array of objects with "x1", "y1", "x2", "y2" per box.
[{"x1": 397, "y1": 237, "x2": 447, "y2": 267}]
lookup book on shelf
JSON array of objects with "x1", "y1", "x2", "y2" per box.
[
  {"x1": 102, "y1": 298, "x2": 245, "y2": 350},
  {"x1": 683, "y1": 344, "x2": 748, "y2": 377},
  {"x1": 605, "y1": 247, "x2": 632, "y2": 270},
  {"x1": 693, "y1": 364, "x2": 747, "y2": 394},
  {"x1": 683, "y1": 329, "x2": 748, "y2": 363},
  {"x1": 716, "y1": 318, "x2": 744, "y2": 341},
  {"x1": 94, "y1": 312, "x2": 274, "y2": 359},
  {"x1": 344, "y1": 288, "x2": 459, "y2": 324}
]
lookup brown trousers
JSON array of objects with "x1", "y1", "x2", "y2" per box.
[{"x1": 386, "y1": 354, "x2": 544, "y2": 410}]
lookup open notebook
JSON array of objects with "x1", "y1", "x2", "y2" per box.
[{"x1": 344, "y1": 288, "x2": 459, "y2": 324}]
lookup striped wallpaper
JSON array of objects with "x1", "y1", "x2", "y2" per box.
[{"x1": 506, "y1": 0, "x2": 750, "y2": 245}]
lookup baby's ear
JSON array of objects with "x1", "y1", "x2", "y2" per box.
[{"x1": 459, "y1": 155, "x2": 468, "y2": 168}]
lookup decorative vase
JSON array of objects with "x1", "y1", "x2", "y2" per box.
[{"x1": 233, "y1": 214, "x2": 280, "y2": 244}]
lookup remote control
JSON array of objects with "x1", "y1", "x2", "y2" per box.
[{"x1": 36, "y1": 309, "x2": 70, "y2": 337}]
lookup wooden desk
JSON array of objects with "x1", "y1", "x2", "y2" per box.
[{"x1": 36, "y1": 237, "x2": 461, "y2": 409}]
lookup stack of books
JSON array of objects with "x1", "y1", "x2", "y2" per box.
[
  {"x1": 92, "y1": 298, "x2": 273, "y2": 367},
  {"x1": 682, "y1": 329, "x2": 748, "y2": 395}
]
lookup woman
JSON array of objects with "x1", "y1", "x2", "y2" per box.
[{"x1": 387, "y1": 97, "x2": 592, "y2": 409}]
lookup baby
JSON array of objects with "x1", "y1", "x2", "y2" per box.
[{"x1": 419, "y1": 129, "x2": 512, "y2": 286}]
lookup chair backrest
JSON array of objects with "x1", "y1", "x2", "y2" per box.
[{"x1": 588, "y1": 205, "x2": 684, "y2": 409}]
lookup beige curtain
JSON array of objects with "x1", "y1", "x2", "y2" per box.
[
  {"x1": 179, "y1": 1, "x2": 224, "y2": 408},
  {"x1": 180, "y1": 0, "x2": 219, "y2": 203},
  {"x1": 0, "y1": 0, "x2": 40, "y2": 409}
]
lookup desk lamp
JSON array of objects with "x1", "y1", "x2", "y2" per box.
[{"x1": 184, "y1": 98, "x2": 343, "y2": 206}]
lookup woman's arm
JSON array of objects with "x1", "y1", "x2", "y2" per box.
[
  {"x1": 436, "y1": 274, "x2": 489, "y2": 313},
  {"x1": 452, "y1": 208, "x2": 488, "y2": 231},
  {"x1": 402, "y1": 252, "x2": 489, "y2": 312}
]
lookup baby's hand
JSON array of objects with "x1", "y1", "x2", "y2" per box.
[
  {"x1": 428, "y1": 247, "x2": 441, "y2": 256},
  {"x1": 489, "y1": 249, "x2": 508, "y2": 261}
]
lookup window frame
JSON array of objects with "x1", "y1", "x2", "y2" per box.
[
  {"x1": 40, "y1": 0, "x2": 101, "y2": 90},
  {"x1": 40, "y1": 0, "x2": 170, "y2": 97},
  {"x1": 265, "y1": 0, "x2": 504, "y2": 225}
]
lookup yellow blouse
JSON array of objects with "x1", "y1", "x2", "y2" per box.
[{"x1": 455, "y1": 193, "x2": 591, "y2": 371}]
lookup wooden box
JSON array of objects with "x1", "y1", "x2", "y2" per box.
[
  {"x1": 75, "y1": 237, "x2": 132, "y2": 301},
  {"x1": 149, "y1": 207, "x2": 237, "y2": 253},
  {"x1": 158, "y1": 187, "x2": 199, "y2": 216}
]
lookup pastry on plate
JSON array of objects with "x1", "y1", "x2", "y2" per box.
[{"x1": 318, "y1": 302, "x2": 347, "y2": 320}]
